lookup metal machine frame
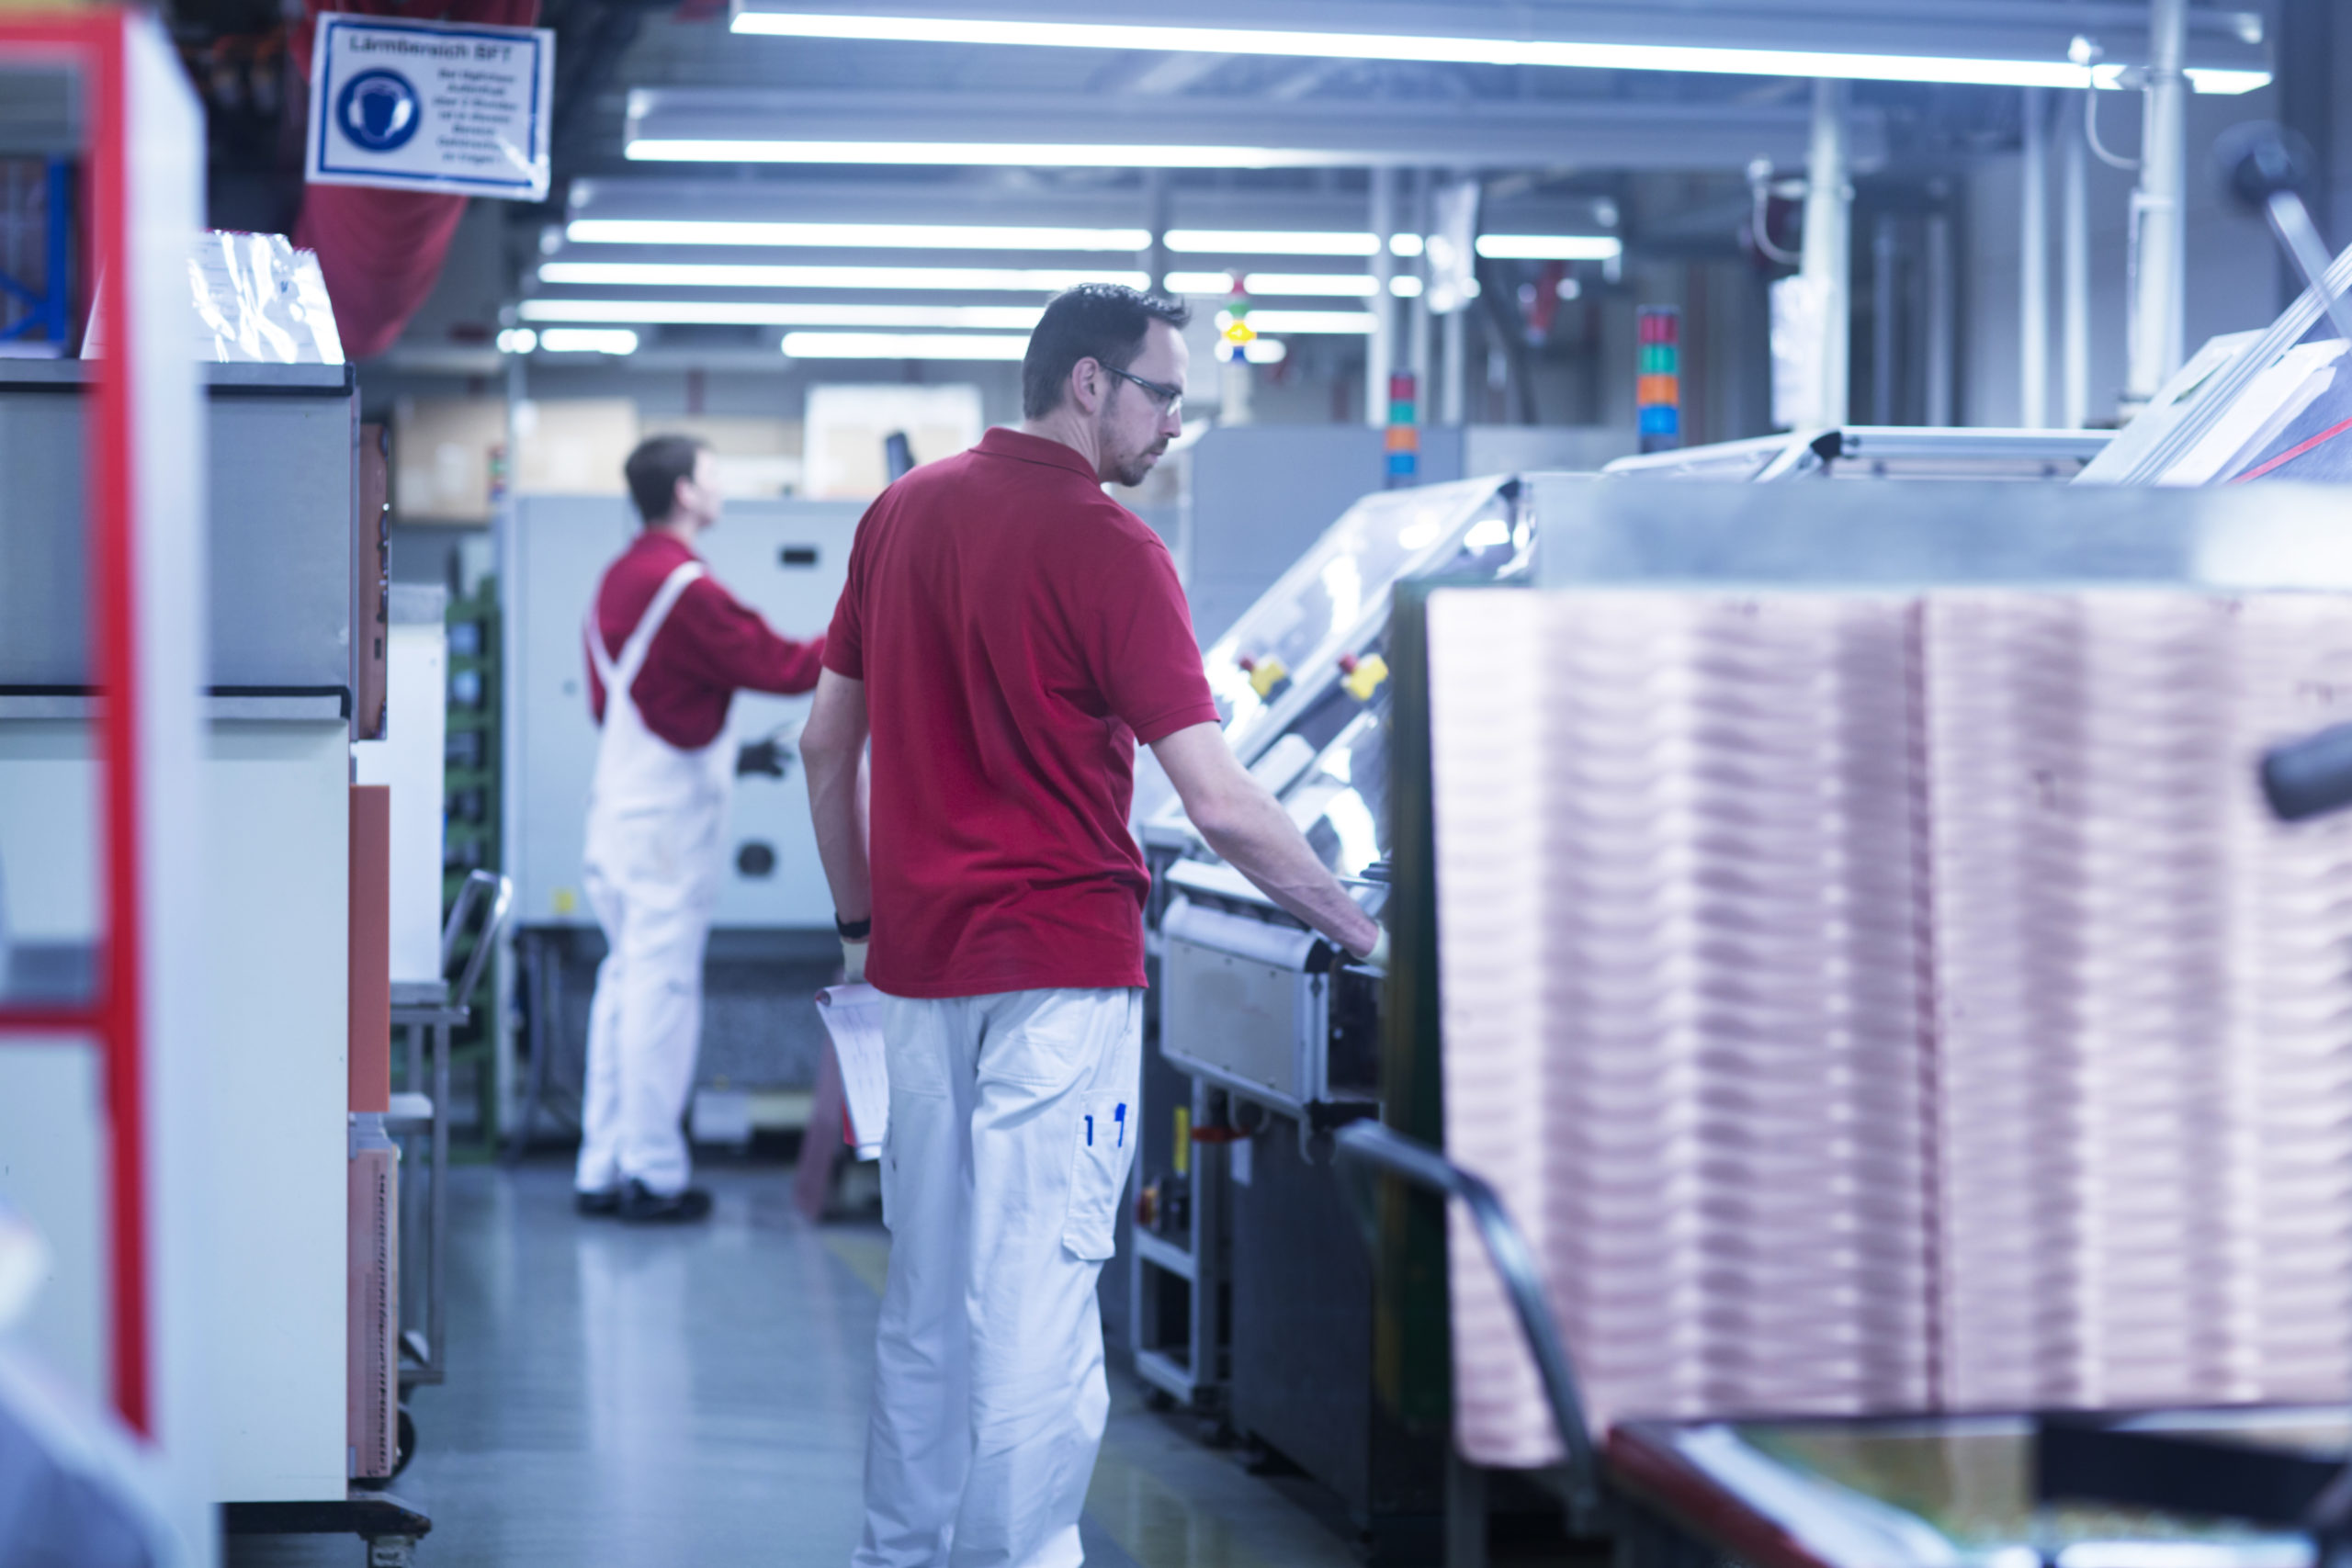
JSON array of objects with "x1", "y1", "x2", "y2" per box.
[
  {"x1": 1131, "y1": 474, "x2": 1535, "y2": 1528},
  {"x1": 1603, "y1": 424, "x2": 2113, "y2": 483}
]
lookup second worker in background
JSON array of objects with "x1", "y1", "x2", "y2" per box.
[{"x1": 575, "y1": 434, "x2": 826, "y2": 1224}]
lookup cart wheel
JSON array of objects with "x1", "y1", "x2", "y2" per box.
[{"x1": 391, "y1": 1404, "x2": 416, "y2": 1480}]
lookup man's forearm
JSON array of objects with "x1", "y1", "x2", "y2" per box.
[
  {"x1": 1196, "y1": 788, "x2": 1380, "y2": 957},
  {"x1": 807, "y1": 747, "x2": 871, "y2": 921}
]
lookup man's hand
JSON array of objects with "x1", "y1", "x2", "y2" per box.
[
  {"x1": 1150, "y1": 722, "x2": 1383, "y2": 958},
  {"x1": 841, "y1": 936, "x2": 868, "y2": 984}
]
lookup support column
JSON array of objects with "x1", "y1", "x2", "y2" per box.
[
  {"x1": 1801, "y1": 79, "x2": 1851, "y2": 425},
  {"x1": 2063, "y1": 93, "x2": 2092, "y2": 429},
  {"x1": 2125, "y1": 0, "x2": 2188, "y2": 412},
  {"x1": 2020, "y1": 86, "x2": 2051, "y2": 427},
  {"x1": 1408, "y1": 170, "x2": 1434, "y2": 398},
  {"x1": 1872, "y1": 213, "x2": 1898, "y2": 423},
  {"x1": 1441, "y1": 301, "x2": 1466, "y2": 426},
  {"x1": 1925, "y1": 202, "x2": 1955, "y2": 426},
  {"x1": 1369, "y1": 165, "x2": 1397, "y2": 427},
  {"x1": 1142, "y1": 168, "x2": 1170, "y2": 298}
]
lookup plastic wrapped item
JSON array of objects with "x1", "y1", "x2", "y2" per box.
[
  {"x1": 187, "y1": 231, "x2": 344, "y2": 365},
  {"x1": 84, "y1": 230, "x2": 345, "y2": 364}
]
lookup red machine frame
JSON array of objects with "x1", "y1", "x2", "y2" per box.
[{"x1": 0, "y1": 9, "x2": 157, "y2": 1438}]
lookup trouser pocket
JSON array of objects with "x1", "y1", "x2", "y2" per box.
[{"x1": 1062, "y1": 1092, "x2": 1136, "y2": 1261}]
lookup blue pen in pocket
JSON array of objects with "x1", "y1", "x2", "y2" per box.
[
  {"x1": 1084, "y1": 1114, "x2": 1094, "y2": 1147},
  {"x1": 1114, "y1": 1104, "x2": 1127, "y2": 1148}
]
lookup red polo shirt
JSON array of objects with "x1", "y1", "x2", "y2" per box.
[
  {"x1": 825, "y1": 427, "x2": 1219, "y2": 998},
  {"x1": 587, "y1": 531, "x2": 826, "y2": 750}
]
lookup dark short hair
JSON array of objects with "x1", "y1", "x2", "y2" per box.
[
  {"x1": 1021, "y1": 284, "x2": 1192, "y2": 419},
  {"x1": 624, "y1": 434, "x2": 710, "y2": 524}
]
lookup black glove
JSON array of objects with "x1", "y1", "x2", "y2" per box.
[{"x1": 735, "y1": 739, "x2": 791, "y2": 779}]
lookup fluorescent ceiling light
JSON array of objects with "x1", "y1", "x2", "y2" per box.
[
  {"x1": 1390, "y1": 233, "x2": 1423, "y2": 258},
  {"x1": 538, "y1": 261, "x2": 1146, "y2": 291},
  {"x1": 566, "y1": 219, "x2": 1150, "y2": 250},
  {"x1": 1165, "y1": 270, "x2": 1425, "y2": 299},
  {"x1": 2182, "y1": 69, "x2": 2270, "y2": 95},
  {"x1": 495, "y1": 327, "x2": 537, "y2": 355},
  {"x1": 782, "y1": 331, "x2": 1031, "y2": 359},
  {"x1": 1476, "y1": 234, "x2": 1624, "y2": 260},
  {"x1": 1242, "y1": 338, "x2": 1287, "y2": 365},
  {"x1": 1168, "y1": 229, "x2": 1374, "y2": 256},
  {"x1": 537, "y1": 328, "x2": 639, "y2": 354},
  {"x1": 628, "y1": 138, "x2": 1329, "y2": 168},
  {"x1": 521, "y1": 299, "x2": 1043, "y2": 328},
  {"x1": 1216, "y1": 308, "x2": 1370, "y2": 335},
  {"x1": 726, "y1": 12, "x2": 2269, "y2": 93}
]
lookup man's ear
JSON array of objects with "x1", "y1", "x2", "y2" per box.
[{"x1": 1069, "y1": 355, "x2": 1101, "y2": 415}]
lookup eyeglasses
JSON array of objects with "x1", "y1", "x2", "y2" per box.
[{"x1": 1102, "y1": 363, "x2": 1183, "y2": 416}]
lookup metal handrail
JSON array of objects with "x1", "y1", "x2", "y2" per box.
[
  {"x1": 441, "y1": 871, "x2": 513, "y2": 1017},
  {"x1": 1332, "y1": 1120, "x2": 1602, "y2": 1527}
]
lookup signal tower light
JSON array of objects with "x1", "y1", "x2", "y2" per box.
[
  {"x1": 1218, "y1": 274, "x2": 1257, "y2": 360},
  {"x1": 1386, "y1": 370, "x2": 1419, "y2": 488},
  {"x1": 1637, "y1": 306, "x2": 1682, "y2": 454}
]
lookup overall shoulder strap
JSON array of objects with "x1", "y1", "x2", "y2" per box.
[{"x1": 610, "y1": 560, "x2": 707, "y2": 688}]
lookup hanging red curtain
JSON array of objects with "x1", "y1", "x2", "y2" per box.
[{"x1": 289, "y1": 0, "x2": 541, "y2": 359}]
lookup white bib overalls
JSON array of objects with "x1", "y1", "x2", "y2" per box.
[{"x1": 575, "y1": 560, "x2": 733, "y2": 1198}]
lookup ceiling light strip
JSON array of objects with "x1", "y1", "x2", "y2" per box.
[
  {"x1": 782, "y1": 331, "x2": 1033, "y2": 358},
  {"x1": 523, "y1": 297, "x2": 1377, "y2": 333},
  {"x1": 538, "y1": 261, "x2": 1149, "y2": 290},
  {"x1": 520, "y1": 299, "x2": 1046, "y2": 327},
  {"x1": 725, "y1": 11, "x2": 2269, "y2": 93},
  {"x1": 627, "y1": 139, "x2": 1337, "y2": 167},
  {"x1": 566, "y1": 219, "x2": 1152, "y2": 250},
  {"x1": 563, "y1": 220, "x2": 1620, "y2": 257}
]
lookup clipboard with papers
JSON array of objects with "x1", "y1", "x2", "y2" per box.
[{"x1": 815, "y1": 983, "x2": 888, "y2": 1161}]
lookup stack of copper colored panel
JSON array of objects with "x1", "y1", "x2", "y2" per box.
[
  {"x1": 1923, "y1": 593, "x2": 2246, "y2": 1412},
  {"x1": 1432, "y1": 591, "x2": 1933, "y2": 1463},
  {"x1": 2231, "y1": 598, "x2": 2352, "y2": 1400},
  {"x1": 1428, "y1": 589, "x2": 1557, "y2": 1469},
  {"x1": 1430, "y1": 588, "x2": 2352, "y2": 1469}
]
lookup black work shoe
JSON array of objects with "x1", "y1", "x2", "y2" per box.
[
  {"x1": 618, "y1": 1180, "x2": 713, "y2": 1224},
  {"x1": 574, "y1": 1187, "x2": 622, "y2": 1216}
]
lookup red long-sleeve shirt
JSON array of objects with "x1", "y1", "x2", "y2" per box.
[{"x1": 586, "y1": 531, "x2": 826, "y2": 750}]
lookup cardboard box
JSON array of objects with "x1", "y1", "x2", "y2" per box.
[{"x1": 392, "y1": 397, "x2": 506, "y2": 524}]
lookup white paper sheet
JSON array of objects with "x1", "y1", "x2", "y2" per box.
[{"x1": 816, "y1": 983, "x2": 889, "y2": 1161}]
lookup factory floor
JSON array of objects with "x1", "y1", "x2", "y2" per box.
[{"x1": 222, "y1": 1160, "x2": 1409, "y2": 1568}]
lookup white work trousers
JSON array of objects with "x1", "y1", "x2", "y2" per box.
[
  {"x1": 575, "y1": 809, "x2": 722, "y2": 1199},
  {"x1": 854, "y1": 987, "x2": 1143, "y2": 1568}
]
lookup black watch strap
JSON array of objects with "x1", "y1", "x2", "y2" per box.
[{"x1": 835, "y1": 914, "x2": 873, "y2": 942}]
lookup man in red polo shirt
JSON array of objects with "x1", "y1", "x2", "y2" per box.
[
  {"x1": 576, "y1": 434, "x2": 824, "y2": 1224},
  {"x1": 803, "y1": 285, "x2": 1385, "y2": 1567}
]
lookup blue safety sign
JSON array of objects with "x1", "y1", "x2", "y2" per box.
[
  {"x1": 335, "y1": 70, "x2": 424, "y2": 152},
  {"x1": 307, "y1": 15, "x2": 554, "y2": 200}
]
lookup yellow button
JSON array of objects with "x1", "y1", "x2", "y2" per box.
[
  {"x1": 1343, "y1": 653, "x2": 1389, "y2": 702},
  {"x1": 1248, "y1": 656, "x2": 1290, "y2": 699}
]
